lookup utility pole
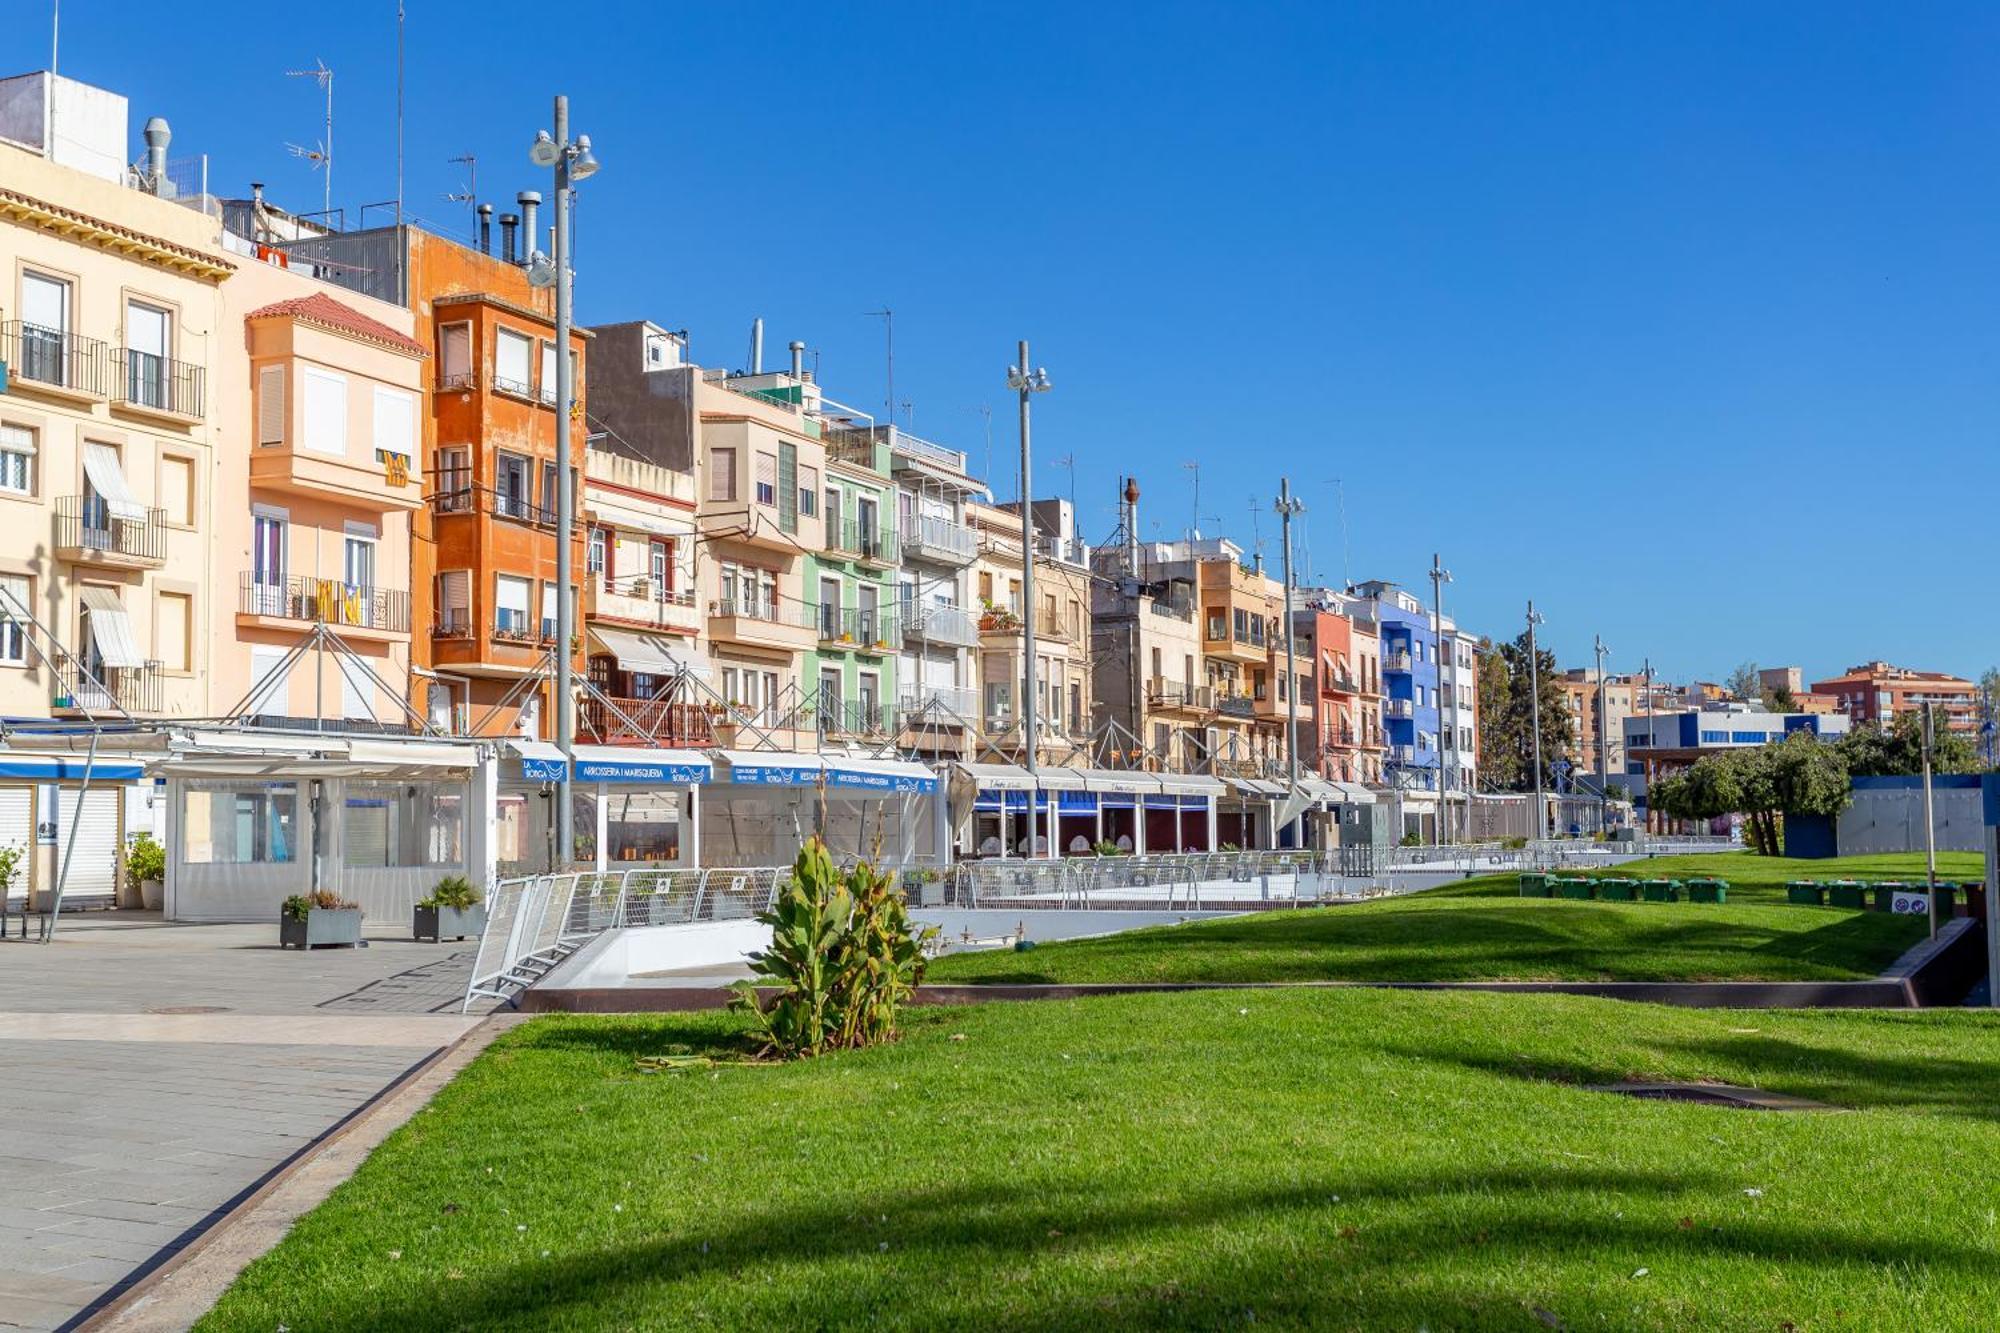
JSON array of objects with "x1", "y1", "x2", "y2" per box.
[
  {"x1": 1527, "y1": 601, "x2": 1546, "y2": 842},
  {"x1": 1593, "y1": 634, "x2": 1611, "y2": 832},
  {"x1": 1276, "y1": 480, "x2": 1305, "y2": 794},
  {"x1": 1642, "y1": 655, "x2": 1654, "y2": 833},
  {"x1": 1006, "y1": 345, "x2": 1052, "y2": 798},
  {"x1": 1429, "y1": 554, "x2": 1453, "y2": 846},
  {"x1": 1921, "y1": 701, "x2": 1939, "y2": 939}
]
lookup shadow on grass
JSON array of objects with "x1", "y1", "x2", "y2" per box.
[{"x1": 257, "y1": 1164, "x2": 2000, "y2": 1331}]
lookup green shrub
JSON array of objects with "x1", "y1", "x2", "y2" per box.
[
  {"x1": 731, "y1": 838, "x2": 937, "y2": 1059},
  {"x1": 419, "y1": 875, "x2": 480, "y2": 910},
  {"x1": 1400, "y1": 832, "x2": 1422, "y2": 847},
  {"x1": 125, "y1": 833, "x2": 165, "y2": 892},
  {"x1": 1092, "y1": 840, "x2": 1124, "y2": 857},
  {"x1": 0, "y1": 844, "x2": 22, "y2": 902},
  {"x1": 282, "y1": 889, "x2": 361, "y2": 921}
]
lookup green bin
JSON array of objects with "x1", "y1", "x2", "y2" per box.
[
  {"x1": 1785, "y1": 880, "x2": 1825, "y2": 906},
  {"x1": 1686, "y1": 878, "x2": 1728, "y2": 904},
  {"x1": 1596, "y1": 878, "x2": 1640, "y2": 901},
  {"x1": 1828, "y1": 882, "x2": 1868, "y2": 910},
  {"x1": 1518, "y1": 872, "x2": 1553, "y2": 898},
  {"x1": 1640, "y1": 879, "x2": 1680, "y2": 903},
  {"x1": 1556, "y1": 878, "x2": 1597, "y2": 901}
]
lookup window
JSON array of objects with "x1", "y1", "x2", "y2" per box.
[
  {"x1": 0, "y1": 574, "x2": 28, "y2": 664},
  {"x1": 778, "y1": 442, "x2": 798, "y2": 533},
  {"x1": 257, "y1": 365, "x2": 285, "y2": 446},
  {"x1": 540, "y1": 459, "x2": 559, "y2": 516},
  {"x1": 495, "y1": 452, "x2": 531, "y2": 519},
  {"x1": 437, "y1": 445, "x2": 471, "y2": 510},
  {"x1": 156, "y1": 590, "x2": 192, "y2": 672},
  {"x1": 19, "y1": 271, "x2": 70, "y2": 386},
  {"x1": 301, "y1": 368, "x2": 348, "y2": 456},
  {"x1": 158, "y1": 455, "x2": 193, "y2": 525},
  {"x1": 181, "y1": 780, "x2": 298, "y2": 865},
  {"x1": 343, "y1": 531, "x2": 377, "y2": 592},
  {"x1": 541, "y1": 583, "x2": 561, "y2": 639},
  {"x1": 824, "y1": 486, "x2": 841, "y2": 537},
  {"x1": 437, "y1": 570, "x2": 471, "y2": 632},
  {"x1": 495, "y1": 575, "x2": 531, "y2": 634},
  {"x1": 251, "y1": 512, "x2": 287, "y2": 598},
  {"x1": 709, "y1": 447, "x2": 737, "y2": 502},
  {"x1": 343, "y1": 781, "x2": 464, "y2": 868},
  {"x1": 439, "y1": 323, "x2": 472, "y2": 386},
  {"x1": 799, "y1": 466, "x2": 818, "y2": 517},
  {"x1": 0, "y1": 424, "x2": 33, "y2": 494},
  {"x1": 124, "y1": 300, "x2": 171, "y2": 409},
  {"x1": 495, "y1": 328, "x2": 534, "y2": 395},
  {"x1": 650, "y1": 540, "x2": 672, "y2": 593},
  {"x1": 587, "y1": 528, "x2": 607, "y2": 582},
  {"x1": 539, "y1": 340, "x2": 558, "y2": 405},
  {"x1": 755, "y1": 451, "x2": 777, "y2": 506},
  {"x1": 372, "y1": 386, "x2": 416, "y2": 466}
]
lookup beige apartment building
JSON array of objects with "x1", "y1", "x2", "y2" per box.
[
  {"x1": 966, "y1": 497, "x2": 1092, "y2": 766},
  {"x1": 1559, "y1": 668, "x2": 1634, "y2": 781},
  {"x1": 1088, "y1": 482, "x2": 1207, "y2": 772}
]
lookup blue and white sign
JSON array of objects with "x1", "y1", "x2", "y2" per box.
[
  {"x1": 827, "y1": 764, "x2": 937, "y2": 795},
  {"x1": 575, "y1": 757, "x2": 709, "y2": 785},
  {"x1": 728, "y1": 761, "x2": 825, "y2": 786}
]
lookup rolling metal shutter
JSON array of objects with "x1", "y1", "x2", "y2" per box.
[
  {"x1": 55, "y1": 788, "x2": 120, "y2": 908},
  {"x1": 0, "y1": 787, "x2": 30, "y2": 908}
]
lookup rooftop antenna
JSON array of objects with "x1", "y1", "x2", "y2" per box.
[
  {"x1": 1246, "y1": 495, "x2": 1265, "y2": 563},
  {"x1": 865, "y1": 308, "x2": 894, "y2": 433},
  {"x1": 1325, "y1": 476, "x2": 1354, "y2": 588},
  {"x1": 1053, "y1": 453, "x2": 1076, "y2": 512},
  {"x1": 394, "y1": 3, "x2": 405, "y2": 242},
  {"x1": 1182, "y1": 461, "x2": 1200, "y2": 539},
  {"x1": 445, "y1": 153, "x2": 477, "y2": 210},
  {"x1": 286, "y1": 58, "x2": 334, "y2": 217}
]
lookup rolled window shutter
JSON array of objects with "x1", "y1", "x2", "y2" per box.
[
  {"x1": 258, "y1": 365, "x2": 285, "y2": 445},
  {"x1": 778, "y1": 443, "x2": 798, "y2": 533}
]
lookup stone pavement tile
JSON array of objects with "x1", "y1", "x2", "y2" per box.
[
  {"x1": 40, "y1": 1199, "x2": 208, "y2": 1228},
  {"x1": 35, "y1": 1234, "x2": 187, "y2": 1265},
  {"x1": 0, "y1": 1292, "x2": 79, "y2": 1331},
  {"x1": 38, "y1": 1215, "x2": 192, "y2": 1248}
]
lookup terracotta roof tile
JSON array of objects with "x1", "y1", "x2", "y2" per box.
[{"x1": 246, "y1": 291, "x2": 429, "y2": 357}]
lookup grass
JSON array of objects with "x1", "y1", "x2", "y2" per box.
[
  {"x1": 199, "y1": 991, "x2": 2000, "y2": 1331},
  {"x1": 923, "y1": 853, "x2": 1978, "y2": 987}
]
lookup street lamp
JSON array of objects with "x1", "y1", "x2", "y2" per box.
[
  {"x1": 1526, "y1": 600, "x2": 1546, "y2": 842},
  {"x1": 1006, "y1": 345, "x2": 1051, "y2": 810},
  {"x1": 526, "y1": 95, "x2": 599, "y2": 870},
  {"x1": 1274, "y1": 482, "x2": 1305, "y2": 792},
  {"x1": 1429, "y1": 554, "x2": 1452, "y2": 846}
]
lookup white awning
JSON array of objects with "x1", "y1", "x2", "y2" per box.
[
  {"x1": 1075, "y1": 768, "x2": 1161, "y2": 794},
  {"x1": 346, "y1": 739, "x2": 480, "y2": 770},
  {"x1": 81, "y1": 442, "x2": 146, "y2": 520},
  {"x1": 957, "y1": 762, "x2": 1035, "y2": 791},
  {"x1": 181, "y1": 729, "x2": 350, "y2": 758},
  {"x1": 1224, "y1": 776, "x2": 1284, "y2": 797},
  {"x1": 1033, "y1": 768, "x2": 1086, "y2": 791},
  {"x1": 589, "y1": 626, "x2": 709, "y2": 678},
  {"x1": 77, "y1": 587, "x2": 145, "y2": 668},
  {"x1": 1329, "y1": 781, "x2": 1377, "y2": 804},
  {"x1": 589, "y1": 499, "x2": 683, "y2": 537},
  {"x1": 1154, "y1": 772, "x2": 1226, "y2": 796},
  {"x1": 825, "y1": 756, "x2": 938, "y2": 795}
]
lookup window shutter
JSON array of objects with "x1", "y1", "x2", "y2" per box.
[
  {"x1": 778, "y1": 442, "x2": 798, "y2": 533},
  {"x1": 440, "y1": 324, "x2": 470, "y2": 382},
  {"x1": 258, "y1": 365, "x2": 285, "y2": 445},
  {"x1": 710, "y1": 448, "x2": 736, "y2": 502},
  {"x1": 438, "y1": 570, "x2": 470, "y2": 629}
]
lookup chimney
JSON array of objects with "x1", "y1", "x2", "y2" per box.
[
  {"x1": 788, "y1": 340, "x2": 805, "y2": 379},
  {"x1": 751, "y1": 318, "x2": 764, "y2": 374},
  {"x1": 250, "y1": 182, "x2": 269, "y2": 243},
  {"x1": 499, "y1": 213, "x2": 519, "y2": 264},
  {"x1": 1123, "y1": 476, "x2": 1141, "y2": 578},
  {"x1": 142, "y1": 117, "x2": 171, "y2": 195},
  {"x1": 476, "y1": 202, "x2": 493, "y2": 255},
  {"x1": 516, "y1": 191, "x2": 542, "y2": 264}
]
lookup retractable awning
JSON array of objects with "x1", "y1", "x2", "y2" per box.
[
  {"x1": 0, "y1": 751, "x2": 144, "y2": 781},
  {"x1": 1074, "y1": 768, "x2": 1161, "y2": 794},
  {"x1": 1327, "y1": 781, "x2": 1377, "y2": 804},
  {"x1": 77, "y1": 587, "x2": 145, "y2": 669},
  {"x1": 1223, "y1": 776, "x2": 1284, "y2": 797},
  {"x1": 81, "y1": 442, "x2": 146, "y2": 520},
  {"x1": 508, "y1": 739, "x2": 567, "y2": 781},
  {"x1": 1154, "y1": 773, "x2": 1226, "y2": 797},
  {"x1": 1033, "y1": 768, "x2": 1085, "y2": 791},
  {"x1": 715, "y1": 750, "x2": 827, "y2": 786},
  {"x1": 346, "y1": 739, "x2": 480, "y2": 771},
  {"x1": 824, "y1": 756, "x2": 936, "y2": 795},
  {"x1": 957, "y1": 762, "x2": 1035, "y2": 791},
  {"x1": 588, "y1": 627, "x2": 709, "y2": 678},
  {"x1": 571, "y1": 744, "x2": 710, "y2": 784}
]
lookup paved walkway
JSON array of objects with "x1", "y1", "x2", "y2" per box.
[{"x1": 0, "y1": 913, "x2": 489, "y2": 1331}]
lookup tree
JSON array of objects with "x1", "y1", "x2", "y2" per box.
[
  {"x1": 1980, "y1": 667, "x2": 2000, "y2": 767},
  {"x1": 1489, "y1": 630, "x2": 1574, "y2": 794},
  {"x1": 1836, "y1": 711, "x2": 1977, "y2": 777},
  {"x1": 1474, "y1": 639, "x2": 1520, "y2": 790},
  {"x1": 1653, "y1": 733, "x2": 1850, "y2": 855},
  {"x1": 1769, "y1": 685, "x2": 1798, "y2": 713}
]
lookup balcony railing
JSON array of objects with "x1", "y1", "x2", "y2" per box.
[
  {"x1": 1148, "y1": 596, "x2": 1194, "y2": 622},
  {"x1": 54, "y1": 496, "x2": 167, "y2": 565},
  {"x1": 438, "y1": 369, "x2": 478, "y2": 392},
  {"x1": 491, "y1": 613, "x2": 561, "y2": 646},
  {"x1": 113, "y1": 347, "x2": 204, "y2": 419},
  {"x1": 430, "y1": 484, "x2": 559, "y2": 528},
  {"x1": 817, "y1": 605, "x2": 898, "y2": 648},
  {"x1": 826, "y1": 521, "x2": 897, "y2": 564},
  {"x1": 902, "y1": 604, "x2": 979, "y2": 647},
  {"x1": 816, "y1": 698, "x2": 892, "y2": 736},
  {"x1": 1386, "y1": 698, "x2": 1414, "y2": 720},
  {"x1": 1385, "y1": 650, "x2": 1414, "y2": 673},
  {"x1": 2, "y1": 322, "x2": 107, "y2": 397},
  {"x1": 1217, "y1": 693, "x2": 1256, "y2": 718},
  {"x1": 899, "y1": 514, "x2": 977, "y2": 565},
  {"x1": 1147, "y1": 677, "x2": 1214, "y2": 710},
  {"x1": 240, "y1": 574, "x2": 411, "y2": 633},
  {"x1": 579, "y1": 695, "x2": 714, "y2": 747},
  {"x1": 899, "y1": 684, "x2": 978, "y2": 719},
  {"x1": 53, "y1": 652, "x2": 162, "y2": 715},
  {"x1": 1321, "y1": 670, "x2": 1359, "y2": 694},
  {"x1": 709, "y1": 596, "x2": 819, "y2": 631}
]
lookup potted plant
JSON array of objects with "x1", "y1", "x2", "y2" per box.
[
  {"x1": 413, "y1": 875, "x2": 485, "y2": 942},
  {"x1": 0, "y1": 845, "x2": 20, "y2": 932},
  {"x1": 280, "y1": 890, "x2": 364, "y2": 949},
  {"x1": 127, "y1": 832, "x2": 166, "y2": 911}
]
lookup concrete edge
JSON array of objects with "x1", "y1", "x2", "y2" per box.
[{"x1": 79, "y1": 1012, "x2": 527, "y2": 1333}]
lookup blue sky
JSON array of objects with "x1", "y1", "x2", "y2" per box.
[{"x1": 32, "y1": 1, "x2": 2000, "y2": 684}]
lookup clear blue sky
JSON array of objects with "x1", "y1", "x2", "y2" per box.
[{"x1": 35, "y1": 1, "x2": 2000, "y2": 685}]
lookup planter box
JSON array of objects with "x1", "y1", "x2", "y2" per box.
[
  {"x1": 1556, "y1": 880, "x2": 1597, "y2": 901},
  {"x1": 1596, "y1": 879, "x2": 1640, "y2": 902},
  {"x1": 280, "y1": 907, "x2": 363, "y2": 950},
  {"x1": 1827, "y1": 884, "x2": 1869, "y2": 910},
  {"x1": 139, "y1": 877, "x2": 164, "y2": 911},
  {"x1": 1686, "y1": 880, "x2": 1728, "y2": 904},
  {"x1": 1786, "y1": 882, "x2": 1826, "y2": 906},
  {"x1": 1640, "y1": 880, "x2": 1681, "y2": 903},
  {"x1": 414, "y1": 903, "x2": 487, "y2": 942}
]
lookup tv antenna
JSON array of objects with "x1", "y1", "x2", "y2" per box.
[
  {"x1": 1324, "y1": 476, "x2": 1353, "y2": 589},
  {"x1": 1182, "y1": 461, "x2": 1200, "y2": 539},
  {"x1": 445, "y1": 153, "x2": 478, "y2": 211},
  {"x1": 1053, "y1": 453, "x2": 1076, "y2": 511},
  {"x1": 285, "y1": 58, "x2": 334, "y2": 217}
]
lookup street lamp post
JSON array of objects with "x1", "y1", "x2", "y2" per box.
[
  {"x1": 1005, "y1": 344, "x2": 1051, "y2": 796},
  {"x1": 526, "y1": 96, "x2": 599, "y2": 871},
  {"x1": 1526, "y1": 600, "x2": 1546, "y2": 842},
  {"x1": 1275, "y1": 480, "x2": 1305, "y2": 794},
  {"x1": 1593, "y1": 634, "x2": 1611, "y2": 832},
  {"x1": 1429, "y1": 554, "x2": 1452, "y2": 847}
]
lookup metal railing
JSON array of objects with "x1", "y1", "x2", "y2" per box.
[
  {"x1": 903, "y1": 604, "x2": 978, "y2": 646},
  {"x1": 579, "y1": 694, "x2": 715, "y2": 746},
  {"x1": 1148, "y1": 676, "x2": 1215, "y2": 710},
  {"x1": 2, "y1": 322, "x2": 107, "y2": 396},
  {"x1": 817, "y1": 698, "x2": 892, "y2": 735},
  {"x1": 1217, "y1": 692, "x2": 1255, "y2": 717},
  {"x1": 54, "y1": 497, "x2": 168, "y2": 563},
  {"x1": 949, "y1": 849, "x2": 1391, "y2": 911},
  {"x1": 1385, "y1": 651, "x2": 1414, "y2": 673},
  {"x1": 239, "y1": 574, "x2": 411, "y2": 632},
  {"x1": 113, "y1": 347, "x2": 204, "y2": 418},
  {"x1": 818, "y1": 605, "x2": 898, "y2": 647},
  {"x1": 52, "y1": 652, "x2": 162, "y2": 715},
  {"x1": 826, "y1": 520, "x2": 897, "y2": 563},
  {"x1": 429, "y1": 484, "x2": 559, "y2": 527},
  {"x1": 900, "y1": 514, "x2": 978, "y2": 564},
  {"x1": 1386, "y1": 698, "x2": 1414, "y2": 719},
  {"x1": 899, "y1": 684, "x2": 978, "y2": 718},
  {"x1": 710, "y1": 595, "x2": 819, "y2": 631}
]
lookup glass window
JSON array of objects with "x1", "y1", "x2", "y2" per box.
[
  {"x1": 710, "y1": 447, "x2": 736, "y2": 502},
  {"x1": 181, "y1": 780, "x2": 299, "y2": 864},
  {"x1": 606, "y1": 789, "x2": 681, "y2": 864},
  {"x1": 0, "y1": 424, "x2": 34, "y2": 494},
  {"x1": 495, "y1": 328, "x2": 534, "y2": 395},
  {"x1": 0, "y1": 574, "x2": 28, "y2": 664},
  {"x1": 343, "y1": 781, "x2": 465, "y2": 868},
  {"x1": 799, "y1": 466, "x2": 818, "y2": 517},
  {"x1": 755, "y1": 452, "x2": 777, "y2": 506}
]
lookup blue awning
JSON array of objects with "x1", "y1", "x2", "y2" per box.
[
  {"x1": 510, "y1": 741, "x2": 709, "y2": 784},
  {"x1": 0, "y1": 753, "x2": 145, "y2": 782},
  {"x1": 824, "y1": 758, "x2": 937, "y2": 795}
]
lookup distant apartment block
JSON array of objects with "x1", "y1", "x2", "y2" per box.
[{"x1": 1809, "y1": 661, "x2": 1979, "y2": 734}]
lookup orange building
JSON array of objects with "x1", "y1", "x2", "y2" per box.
[
  {"x1": 288, "y1": 221, "x2": 589, "y2": 735},
  {"x1": 1809, "y1": 660, "x2": 1979, "y2": 734}
]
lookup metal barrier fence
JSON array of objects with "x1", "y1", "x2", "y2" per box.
[{"x1": 949, "y1": 849, "x2": 1387, "y2": 911}]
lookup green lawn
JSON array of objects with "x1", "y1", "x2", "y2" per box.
[
  {"x1": 200, "y1": 991, "x2": 2000, "y2": 1331},
  {"x1": 924, "y1": 853, "x2": 1977, "y2": 986}
]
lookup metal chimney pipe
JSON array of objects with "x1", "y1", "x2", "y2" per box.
[
  {"x1": 499, "y1": 213, "x2": 518, "y2": 265},
  {"x1": 142, "y1": 117, "x2": 171, "y2": 194},
  {"x1": 477, "y1": 202, "x2": 493, "y2": 255},
  {"x1": 1123, "y1": 476, "x2": 1141, "y2": 578},
  {"x1": 516, "y1": 191, "x2": 542, "y2": 264},
  {"x1": 751, "y1": 318, "x2": 764, "y2": 374},
  {"x1": 788, "y1": 340, "x2": 805, "y2": 379}
]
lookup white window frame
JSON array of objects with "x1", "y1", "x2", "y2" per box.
[{"x1": 0, "y1": 424, "x2": 34, "y2": 496}]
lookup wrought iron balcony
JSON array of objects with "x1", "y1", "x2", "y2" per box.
[
  {"x1": 54, "y1": 496, "x2": 167, "y2": 568},
  {"x1": 2, "y1": 322, "x2": 107, "y2": 397},
  {"x1": 239, "y1": 574, "x2": 411, "y2": 634},
  {"x1": 112, "y1": 347, "x2": 204, "y2": 419},
  {"x1": 826, "y1": 520, "x2": 897, "y2": 565},
  {"x1": 52, "y1": 652, "x2": 162, "y2": 715},
  {"x1": 816, "y1": 605, "x2": 898, "y2": 649}
]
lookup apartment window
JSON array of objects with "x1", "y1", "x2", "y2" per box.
[
  {"x1": 257, "y1": 365, "x2": 285, "y2": 446},
  {"x1": 495, "y1": 452, "x2": 531, "y2": 519},
  {"x1": 1150, "y1": 647, "x2": 1162, "y2": 679},
  {"x1": 373, "y1": 387, "x2": 417, "y2": 469},
  {"x1": 0, "y1": 424, "x2": 34, "y2": 494},
  {"x1": 539, "y1": 341, "x2": 559, "y2": 404},
  {"x1": 799, "y1": 466, "x2": 818, "y2": 517},
  {"x1": 495, "y1": 574, "x2": 531, "y2": 634},
  {"x1": 755, "y1": 452, "x2": 777, "y2": 506},
  {"x1": 587, "y1": 528, "x2": 607, "y2": 583},
  {"x1": 0, "y1": 574, "x2": 28, "y2": 664},
  {"x1": 650, "y1": 540, "x2": 672, "y2": 593},
  {"x1": 541, "y1": 583, "x2": 560, "y2": 639},
  {"x1": 824, "y1": 486, "x2": 841, "y2": 536},
  {"x1": 985, "y1": 681, "x2": 1012, "y2": 720},
  {"x1": 778, "y1": 442, "x2": 798, "y2": 533},
  {"x1": 1069, "y1": 682, "x2": 1082, "y2": 733},
  {"x1": 124, "y1": 300, "x2": 172, "y2": 409},
  {"x1": 439, "y1": 323, "x2": 472, "y2": 387},
  {"x1": 710, "y1": 447, "x2": 737, "y2": 502},
  {"x1": 495, "y1": 329, "x2": 534, "y2": 395},
  {"x1": 540, "y1": 460, "x2": 560, "y2": 517},
  {"x1": 437, "y1": 570, "x2": 471, "y2": 632},
  {"x1": 156, "y1": 589, "x2": 192, "y2": 672},
  {"x1": 344, "y1": 531, "x2": 377, "y2": 592},
  {"x1": 819, "y1": 575, "x2": 842, "y2": 637},
  {"x1": 301, "y1": 368, "x2": 348, "y2": 456},
  {"x1": 19, "y1": 272, "x2": 71, "y2": 387},
  {"x1": 158, "y1": 455, "x2": 193, "y2": 525},
  {"x1": 1007, "y1": 578, "x2": 1021, "y2": 612}
]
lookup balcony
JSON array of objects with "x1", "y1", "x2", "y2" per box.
[
  {"x1": 490, "y1": 613, "x2": 566, "y2": 650},
  {"x1": 816, "y1": 606, "x2": 898, "y2": 652},
  {"x1": 52, "y1": 652, "x2": 162, "y2": 716},
  {"x1": 816, "y1": 698, "x2": 892, "y2": 737},
  {"x1": 1216, "y1": 692, "x2": 1256, "y2": 719},
  {"x1": 579, "y1": 695, "x2": 714, "y2": 747},
  {"x1": 898, "y1": 684, "x2": 978, "y2": 721},
  {"x1": 1385, "y1": 650, "x2": 1414, "y2": 674},
  {"x1": 707, "y1": 595, "x2": 818, "y2": 652},
  {"x1": 111, "y1": 348, "x2": 204, "y2": 423},
  {"x1": 54, "y1": 497, "x2": 168, "y2": 569},
  {"x1": 1, "y1": 322, "x2": 107, "y2": 401},
  {"x1": 256, "y1": 439, "x2": 422, "y2": 513},
  {"x1": 902, "y1": 604, "x2": 979, "y2": 648},
  {"x1": 696, "y1": 505, "x2": 800, "y2": 557},
  {"x1": 899, "y1": 515, "x2": 977, "y2": 567},
  {"x1": 1386, "y1": 698, "x2": 1414, "y2": 720},
  {"x1": 1387, "y1": 744, "x2": 1417, "y2": 766},
  {"x1": 825, "y1": 520, "x2": 897, "y2": 568},
  {"x1": 587, "y1": 575, "x2": 700, "y2": 633},
  {"x1": 238, "y1": 575, "x2": 411, "y2": 640},
  {"x1": 1147, "y1": 676, "x2": 1215, "y2": 715},
  {"x1": 1320, "y1": 669, "x2": 1360, "y2": 696}
]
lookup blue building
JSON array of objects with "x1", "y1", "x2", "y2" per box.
[{"x1": 1344, "y1": 581, "x2": 1450, "y2": 841}]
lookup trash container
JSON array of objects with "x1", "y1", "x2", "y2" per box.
[{"x1": 1786, "y1": 880, "x2": 1825, "y2": 906}]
